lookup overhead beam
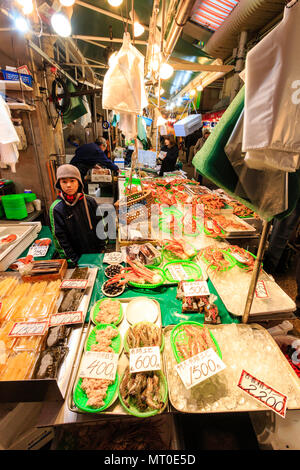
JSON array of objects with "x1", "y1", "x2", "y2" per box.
[
  {"x1": 75, "y1": 0, "x2": 149, "y2": 30},
  {"x1": 62, "y1": 62, "x2": 108, "y2": 69},
  {"x1": 41, "y1": 33, "x2": 148, "y2": 45},
  {"x1": 169, "y1": 59, "x2": 234, "y2": 73}
]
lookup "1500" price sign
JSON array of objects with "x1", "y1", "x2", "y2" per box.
[
  {"x1": 129, "y1": 346, "x2": 161, "y2": 373},
  {"x1": 238, "y1": 370, "x2": 287, "y2": 418},
  {"x1": 79, "y1": 351, "x2": 118, "y2": 381},
  {"x1": 175, "y1": 348, "x2": 226, "y2": 389}
]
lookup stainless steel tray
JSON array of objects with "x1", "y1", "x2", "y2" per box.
[
  {"x1": 66, "y1": 297, "x2": 169, "y2": 420},
  {"x1": 163, "y1": 323, "x2": 300, "y2": 414}
]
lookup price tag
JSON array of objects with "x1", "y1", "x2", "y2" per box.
[
  {"x1": 28, "y1": 245, "x2": 49, "y2": 258},
  {"x1": 79, "y1": 351, "x2": 118, "y2": 381},
  {"x1": 8, "y1": 321, "x2": 49, "y2": 337},
  {"x1": 168, "y1": 264, "x2": 189, "y2": 281},
  {"x1": 60, "y1": 279, "x2": 88, "y2": 290},
  {"x1": 129, "y1": 346, "x2": 161, "y2": 373},
  {"x1": 49, "y1": 311, "x2": 83, "y2": 327},
  {"x1": 238, "y1": 370, "x2": 287, "y2": 418},
  {"x1": 175, "y1": 348, "x2": 226, "y2": 390},
  {"x1": 182, "y1": 280, "x2": 210, "y2": 297},
  {"x1": 255, "y1": 280, "x2": 270, "y2": 299}
]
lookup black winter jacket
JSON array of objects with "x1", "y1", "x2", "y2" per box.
[
  {"x1": 50, "y1": 194, "x2": 105, "y2": 263},
  {"x1": 159, "y1": 145, "x2": 179, "y2": 176}
]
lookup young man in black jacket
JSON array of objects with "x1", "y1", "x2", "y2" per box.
[{"x1": 49, "y1": 164, "x2": 106, "y2": 265}]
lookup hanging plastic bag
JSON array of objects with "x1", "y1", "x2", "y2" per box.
[
  {"x1": 102, "y1": 32, "x2": 148, "y2": 114},
  {"x1": 242, "y1": 1, "x2": 300, "y2": 173}
]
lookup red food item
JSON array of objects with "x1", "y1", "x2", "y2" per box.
[{"x1": 1, "y1": 234, "x2": 17, "y2": 244}]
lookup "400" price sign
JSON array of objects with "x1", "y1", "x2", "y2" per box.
[
  {"x1": 238, "y1": 370, "x2": 287, "y2": 418},
  {"x1": 79, "y1": 351, "x2": 118, "y2": 381},
  {"x1": 129, "y1": 346, "x2": 161, "y2": 373},
  {"x1": 175, "y1": 348, "x2": 226, "y2": 389}
]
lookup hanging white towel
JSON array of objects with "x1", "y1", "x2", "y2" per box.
[{"x1": 0, "y1": 95, "x2": 20, "y2": 172}]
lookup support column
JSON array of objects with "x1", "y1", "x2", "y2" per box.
[{"x1": 230, "y1": 30, "x2": 248, "y2": 102}]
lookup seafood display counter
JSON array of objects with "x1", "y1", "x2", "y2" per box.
[{"x1": 0, "y1": 266, "x2": 98, "y2": 402}]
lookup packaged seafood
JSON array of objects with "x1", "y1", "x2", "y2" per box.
[
  {"x1": 14, "y1": 334, "x2": 45, "y2": 352},
  {"x1": 0, "y1": 320, "x2": 17, "y2": 349},
  {"x1": 0, "y1": 277, "x2": 19, "y2": 299},
  {"x1": 119, "y1": 366, "x2": 168, "y2": 417},
  {"x1": 125, "y1": 244, "x2": 160, "y2": 266},
  {"x1": 33, "y1": 346, "x2": 68, "y2": 379},
  {"x1": 45, "y1": 325, "x2": 71, "y2": 349},
  {"x1": 0, "y1": 350, "x2": 37, "y2": 381}
]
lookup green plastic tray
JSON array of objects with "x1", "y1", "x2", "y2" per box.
[
  {"x1": 201, "y1": 249, "x2": 236, "y2": 272},
  {"x1": 118, "y1": 369, "x2": 168, "y2": 418},
  {"x1": 124, "y1": 321, "x2": 165, "y2": 353},
  {"x1": 85, "y1": 324, "x2": 122, "y2": 354},
  {"x1": 127, "y1": 266, "x2": 165, "y2": 289},
  {"x1": 162, "y1": 243, "x2": 198, "y2": 262},
  {"x1": 170, "y1": 321, "x2": 222, "y2": 363},
  {"x1": 73, "y1": 373, "x2": 119, "y2": 414},
  {"x1": 163, "y1": 260, "x2": 203, "y2": 284},
  {"x1": 91, "y1": 298, "x2": 123, "y2": 326}
]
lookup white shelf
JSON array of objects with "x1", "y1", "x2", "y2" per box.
[{"x1": 0, "y1": 80, "x2": 33, "y2": 91}]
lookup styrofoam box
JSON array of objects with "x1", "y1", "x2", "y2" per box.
[
  {"x1": 91, "y1": 169, "x2": 112, "y2": 182},
  {"x1": 174, "y1": 114, "x2": 202, "y2": 137}
]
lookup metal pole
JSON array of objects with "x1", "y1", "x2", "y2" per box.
[
  {"x1": 230, "y1": 30, "x2": 248, "y2": 101},
  {"x1": 242, "y1": 219, "x2": 272, "y2": 323}
]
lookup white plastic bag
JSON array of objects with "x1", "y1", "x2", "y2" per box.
[
  {"x1": 102, "y1": 32, "x2": 148, "y2": 115},
  {"x1": 243, "y1": 1, "x2": 300, "y2": 172}
]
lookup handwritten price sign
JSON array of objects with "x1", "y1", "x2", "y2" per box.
[
  {"x1": 49, "y1": 311, "x2": 83, "y2": 327},
  {"x1": 255, "y1": 280, "x2": 270, "y2": 299},
  {"x1": 8, "y1": 321, "x2": 49, "y2": 337},
  {"x1": 28, "y1": 245, "x2": 49, "y2": 258},
  {"x1": 60, "y1": 279, "x2": 88, "y2": 290},
  {"x1": 79, "y1": 351, "x2": 118, "y2": 381},
  {"x1": 129, "y1": 346, "x2": 161, "y2": 373},
  {"x1": 238, "y1": 370, "x2": 287, "y2": 418},
  {"x1": 175, "y1": 348, "x2": 226, "y2": 389},
  {"x1": 182, "y1": 280, "x2": 210, "y2": 297},
  {"x1": 167, "y1": 264, "x2": 189, "y2": 281}
]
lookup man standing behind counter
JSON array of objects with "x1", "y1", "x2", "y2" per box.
[{"x1": 68, "y1": 135, "x2": 119, "y2": 185}]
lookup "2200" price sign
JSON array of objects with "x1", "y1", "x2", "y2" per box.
[
  {"x1": 175, "y1": 348, "x2": 226, "y2": 389},
  {"x1": 79, "y1": 351, "x2": 118, "y2": 381},
  {"x1": 129, "y1": 346, "x2": 161, "y2": 373},
  {"x1": 238, "y1": 370, "x2": 287, "y2": 418}
]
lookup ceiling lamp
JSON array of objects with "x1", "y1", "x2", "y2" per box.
[
  {"x1": 17, "y1": 0, "x2": 33, "y2": 15},
  {"x1": 108, "y1": 0, "x2": 123, "y2": 6},
  {"x1": 14, "y1": 15, "x2": 30, "y2": 32},
  {"x1": 51, "y1": 12, "x2": 71, "y2": 37},
  {"x1": 160, "y1": 63, "x2": 174, "y2": 80},
  {"x1": 197, "y1": 84, "x2": 203, "y2": 91},
  {"x1": 59, "y1": 0, "x2": 75, "y2": 6},
  {"x1": 189, "y1": 89, "x2": 196, "y2": 97},
  {"x1": 133, "y1": 21, "x2": 144, "y2": 37}
]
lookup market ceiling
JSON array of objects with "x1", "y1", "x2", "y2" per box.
[{"x1": 2, "y1": 0, "x2": 240, "y2": 101}]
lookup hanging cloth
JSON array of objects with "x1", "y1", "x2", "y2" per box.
[
  {"x1": 243, "y1": 1, "x2": 300, "y2": 173},
  {"x1": 0, "y1": 95, "x2": 20, "y2": 172}
]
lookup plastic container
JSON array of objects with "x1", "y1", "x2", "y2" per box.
[
  {"x1": 23, "y1": 193, "x2": 36, "y2": 203},
  {"x1": 85, "y1": 324, "x2": 122, "y2": 354},
  {"x1": 127, "y1": 266, "x2": 165, "y2": 289},
  {"x1": 118, "y1": 369, "x2": 168, "y2": 418},
  {"x1": 91, "y1": 298, "x2": 123, "y2": 326},
  {"x1": 1, "y1": 194, "x2": 28, "y2": 220},
  {"x1": 163, "y1": 261, "x2": 203, "y2": 284},
  {"x1": 170, "y1": 321, "x2": 222, "y2": 363},
  {"x1": 124, "y1": 321, "x2": 164, "y2": 353},
  {"x1": 73, "y1": 373, "x2": 119, "y2": 414}
]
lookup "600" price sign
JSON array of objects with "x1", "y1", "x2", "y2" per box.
[
  {"x1": 175, "y1": 348, "x2": 226, "y2": 389},
  {"x1": 79, "y1": 351, "x2": 118, "y2": 381},
  {"x1": 129, "y1": 346, "x2": 161, "y2": 373}
]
